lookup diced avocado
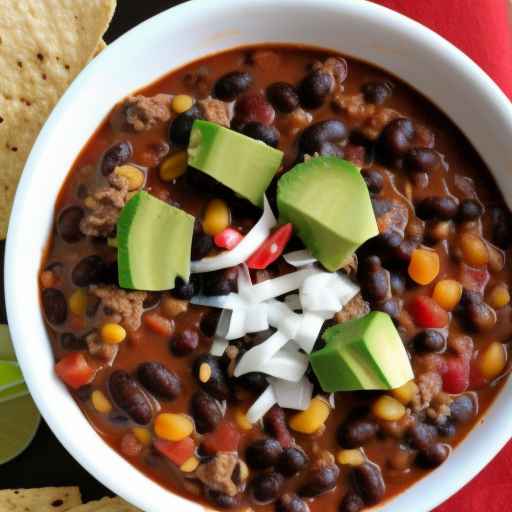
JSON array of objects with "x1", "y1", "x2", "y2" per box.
[
  {"x1": 277, "y1": 157, "x2": 378, "y2": 271},
  {"x1": 309, "y1": 311, "x2": 413, "y2": 392},
  {"x1": 117, "y1": 191, "x2": 194, "y2": 291},
  {"x1": 188, "y1": 120, "x2": 283, "y2": 207}
]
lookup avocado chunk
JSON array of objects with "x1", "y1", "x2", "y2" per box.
[
  {"x1": 188, "y1": 120, "x2": 283, "y2": 207},
  {"x1": 309, "y1": 311, "x2": 413, "y2": 392},
  {"x1": 277, "y1": 157, "x2": 378, "y2": 271},
  {"x1": 117, "y1": 191, "x2": 194, "y2": 291}
]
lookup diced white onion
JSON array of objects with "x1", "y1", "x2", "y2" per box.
[
  {"x1": 284, "y1": 294, "x2": 302, "y2": 311},
  {"x1": 191, "y1": 196, "x2": 276, "y2": 273},
  {"x1": 270, "y1": 376, "x2": 313, "y2": 410},
  {"x1": 244, "y1": 303, "x2": 269, "y2": 333},
  {"x1": 328, "y1": 393, "x2": 336, "y2": 409},
  {"x1": 283, "y1": 249, "x2": 317, "y2": 267},
  {"x1": 210, "y1": 338, "x2": 229, "y2": 356},
  {"x1": 262, "y1": 349, "x2": 309, "y2": 382},
  {"x1": 246, "y1": 385, "x2": 276, "y2": 424},
  {"x1": 294, "y1": 312, "x2": 325, "y2": 353},
  {"x1": 267, "y1": 300, "x2": 301, "y2": 339},
  {"x1": 237, "y1": 263, "x2": 253, "y2": 301},
  {"x1": 191, "y1": 293, "x2": 245, "y2": 310},
  {"x1": 219, "y1": 400, "x2": 228, "y2": 417},
  {"x1": 224, "y1": 308, "x2": 247, "y2": 340}
]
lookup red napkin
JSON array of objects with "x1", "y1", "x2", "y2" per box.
[{"x1": 371, "y1": 1, "x2": 512, "y2": 510}]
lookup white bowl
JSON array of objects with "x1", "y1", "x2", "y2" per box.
[{"x1": 6, "y1": 0, "x2": 512, "y2": 510}]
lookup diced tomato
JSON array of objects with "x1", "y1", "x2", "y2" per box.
[
  {"x1": 407, "y1": 296, "x2": 449, "y2": 328},
  {"x1": 154, "y1": 437, "x2": 195, "y2": 466},
  {"x1": 214, "y1": 227, "x2": 244, "y2": 250},
  {"x1": 201, "y1": 421, "x2": 241, "y2": 454},
  {"x1": 143, "y1": 313, "x2": 174, "y2": 337},
  {"x1": 246, "y1": 223, "x2": 293, "y2": 270},
  {"x1": 55, "y1": 352, "x2": 95, "y2": 389},
  {"x1": 459, "y1": 263, "x2": 490, "y2": 294},
  {"x1": 442, "y1": 356, "x2": 470, "y2": 394}
]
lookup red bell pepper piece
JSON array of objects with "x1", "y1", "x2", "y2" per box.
[
  {"x1": 214, "y1": 227, "x2": 243, "y2": 250},
  {"x1": 154, "y1": 437, "x2": 195, "y2": 466},
  {"x1": 442, "y1": 356, "x2": 470, "y2": 394},
  {"x1": 246, "y1": 223, "x2": 293, "y2": 270},
  {"x1": 201, "y1": 421, "x2": 241, "y2": 454},
  {"x1": 55, "y1": 352, "x2": 95, "y2": 389},
  {"x1": 407, "y1": 296, "x2": 449, "y2": 328}
]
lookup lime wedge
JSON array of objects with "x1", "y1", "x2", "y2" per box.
[
  {"x1": 0, "y1": 325, "x2": 15, "y2": 361},
  {"x1": 0, "y1": 394, "x2": 40, "y2": 464},
  {"x1": 0, "y1": 361, "x2": 23, "y2": 392},
  {"x1": 0, "y1": 382, "x2": 29, "y2": 404}
]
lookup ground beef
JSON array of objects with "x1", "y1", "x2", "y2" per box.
[
  {"x1": 335, "y1": 293, "x2": 370, "y2": 323},
  {"x1": 198, "y1": 98, "x2": 231, "y2": 127},
  {"x1": 90, "y1": 285, "x2": 147, "y2": 331},
  {"x1": 122, "y1": 94, "x2": 173, "y2": 131},
  {"x1": 80, "y1": 174, "x2": 129, "y2": 238},
  {"x1": 196, "y1": 452, "x2": 247, "y2": 497},
  {"x1": 412, "y1": 371, "x2": 443, "y2": 412},
  {"x1": 376, "y1": 199, "x2": 409, "y2": 235},
  {"x1": 425, "y1": 392, "x2": 453, "y2": 425},
  {"x1": 313, "y1": 57, "x2": 347, "y2": 93},
  {"x1": 85, "y1": 330, "x2": 118, "y2": 365},
  {"x1": 379, "y1": 410, "x2": 415, "y2": 438},
  {"x1": 282, "y1": 108, "x2": 312, "y2": 136}
]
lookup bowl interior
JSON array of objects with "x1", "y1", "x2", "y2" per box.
[{"x1": 6, "y1": 0, "x2": 512, "y2": 511}]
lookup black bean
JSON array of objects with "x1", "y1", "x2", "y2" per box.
[
  {"x1": 171, "y1": 276, "x2": 197, "y2": 300},
  {"x1": 370, "y1": 197, "x2": 392, "y2": 218},
  {"x1": 137, "y1": 362, "x2": 181, "y2": 400},
  {"x1": 60, "y1": 332, "x2": 86, "y2": 351},
  {"x1": 200, "y1": 309, "x2": 221, "y2": 337},
  {"x1": 408, "y1": 422, "x2": 437, "y2": 451},
  {"x1": 361, "y1": 255, "x2": 382, "y2": 273},
  {"x1": 191, "y1": 218, "x2": 214, "y2": 261},
  {"x1": 299, "y1": 464, "x2": 339, "y2": 498},
  {"x1": 267, "y1": 82, "x2": 300, "y2": 113},
  {"x1": 142, "y1": 292, "x2": 161, "y2": 310},
  {"x1": 413, "y1": 330, "x2": 446, "y2": 353},
  {"x1": 379, "y1": 118, "x2": 415, "y2": 158},
  {"x1": 204, "y1": 489, "x2": 240, "y2": 509},
  {"x1": 416, "y1": 196, "x2": 459, "y2": 221},
  {"x1": 376, "y1": 230, "x2": 403, "y2": 255},
  {"x1": 404, "y1": 148, "x2": 441, "y2": 174},
  {"x1": 351, "y1": 462, "x2": 385, "y2": 505},
  {"x1": 101, "y1": 141, "x2": 133, "y2": 176},
  {"x1": 57, "y1": 206, "x2": 84, "y2": 243},
  {"x1": 466, "y1": 301, "x2": 497, "y2": 331},
  {"x1": 214, "y1": 71, "x2": 253, "y2": 101},
  {"x1": 170, "y1": 329, "x2": 199, "y2": 356},
  {"x1": 361, "y1": 81, "x2": 392, "y2": 105},
  {"x1": 190, "y1": 390, "x2": 222, "y2": 434},
  {"x1": 275, "y1": 493, "x2": 310, "y2": 512},
  {"x1": 241, "y1": 122, "x2": 280, "y2": 147},
  {"x1": 390, "y1": 272, "x2": 407, "y2": 295},
  {"x1": 457, "y1": 198, "x2": 484, "y2": 222},
  {"x1": 394, "y1": 239, "x2": 418, "y2": 263},
  {"x1": 109, "y1": 370, "x2": 152, "y2": 425},
  {"x1": 491, "y1": 207, "x2": 512, "y2": 249},
  {"x1": 251, "y1": 473, "x2": 284, "y2": 503},
  {"x1": 298, "y1": 70, "x2": 333, "y2": 109},
  {"x1": 375, "y1": 298, "x2": 401, "y2": 320},
  {"x1": 299, "y1": 119, "x2": 348, "y2": 155},
  {"x1": 339, "y1": 492, "x2": 365, "y2": 512},
  {"x1": 71, "y1": 255, "x2": 106, "y2": 287},
  {"x1": 361, "y1": 270, "x2": 389, "y2": 303},
  {"x1": 417, "y1": 442, "x2": 450, "y2": 468},
  {"x1": 246, "y1": 438, "x2": 283, "y2": 470},
  {"x1": 450, "y1": 394, "x2": 476, "y2": 423},
  {"x1": 361, "y1": 168, "x2": 384, "y2": 194},
  {"x1": 202, "y1": 267, "x2": 238, "y2": 296},
  {"x1": 75, "y1": 384, "x2": 93, "y2": 402},
  {"x1": 278, "y1": 447, "x2": 309, "y2": 477},
  {"x1": 314, "y1": 141, "x2": 344, "y2": 158},
  {"x1": 437, "y1": 421, "x2": 456, "y2": 438},
  {"x1": 42, "y1": 288, "x2": 67, "y2": 325},
  {"x1": 194, "y1": 354, "x2": 230, "y2": 400},
  {"x1": 338, "y1": 419, "x2": 379, "y2": 448},
  {"x1": 236, "y1": 372, "x2": 269, "y2": 393},
  {"x1": 169, "y1": 105, "x2": 202, "y2": 146}
]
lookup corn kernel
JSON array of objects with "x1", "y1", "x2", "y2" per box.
[
  {"x1": 100, "y1": 323, "x2": 127, "y2": 344},
  {"x1": 69, "y1": 288, "x2": 87, "y2": 316},
  {"x1": 115, "y1": 164, "x2": 145, "y2": 191},
  {"x1": 391, "y1": 380, "x2": 419, "y2": 405},
  {"x1": 155, "y1": 413, "x2": 194, "y2": 442},
  {"x1": 336, "y1": 449, "x2": 365, "y2": 466},
  {"x1": 199, "y1": 363, "x2": 212, "y2": 383},
  {"x1": 372, "y1": 395, "x2": 406, "y2": 421},
  {"x1": 202, "y1": 199, "x2": 231, "y2": 236},
  {"x1": 161, "y1": 295, "x2": 188, "y2": 319},
  {"x1": 132, "y1": 427, "x2": 152, "y2": 446},
  {"x1": 432, "y1": 279, "x2": 463, "y2": 311},
  {"x1": 459, "y1": 233, "x2": 489, "y2": 267},
  {"x1": 289, "y1": 396, "x2": 330, "y2": 434},
  {"x1": 234, "y1": 408, "x2": 253, "y2": 431},
  {"x1": 180, "y1": 456, "x2": 200, "y2": 473},
  {"x1": 91, "y1": 390, "x2": 112, "y2": 414},
  {"x1": 487, "y1": 284, "x2": 510, "y2": 309},
  {"x1": 479, "y1": 341, "x2": 507, "y2": 380},
  {"x1": 159, "y1": 151, "x2": 188, "y2": 182},
  {"x1": 408, "y1": 248, "x2": 440, "y2": 285},
  {"x1": 172, "y1": 94, "x2": 194, "y2": 114}
]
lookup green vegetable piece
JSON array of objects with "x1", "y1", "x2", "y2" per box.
[
  {"x1": 277, "y1": 156, "x2": 378, "y2": 271},
  {"x1": 309, "y1": 311, "x2": 414, "y2": 392},
  {"x1": 188, "y1": 120, "x2": 283, "y2": 207},
  {"x1": 117, "y1": 191, "x2": 194, "y2": 291},
  {"x1": 0, "y1": 325, "x2": 15, "y2": 361},
  {"x1": 0, "y1": 382, "x2": 28, "y2": 404},
  {"x1": 0, "y1": 361, "x2": 24, "y2": 392}
]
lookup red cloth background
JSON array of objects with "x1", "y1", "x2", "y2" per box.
[{"x1": 372, "y1": 1, "x2": 512, "y2": 510}]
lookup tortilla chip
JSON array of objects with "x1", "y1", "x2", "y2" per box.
[
  {"x1": 68, "y1": 497, "x2": 142, "y2": 512},
  {"x1": 0, "y1": 0, "x2": 116, "y2": 239},
  {"x1": 0, "y1": 487, "x2": 82, "y2": 511}
]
